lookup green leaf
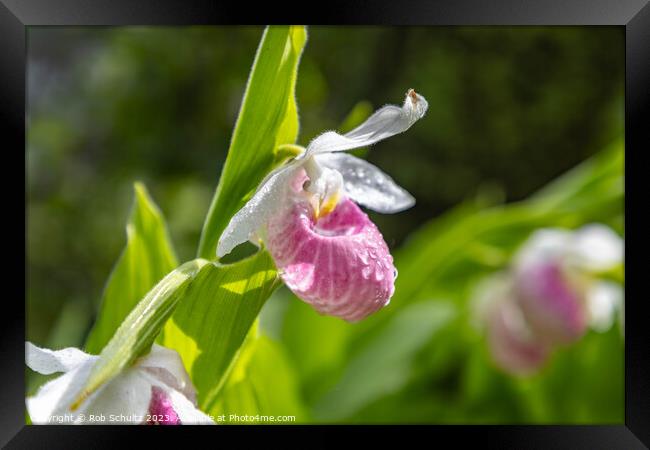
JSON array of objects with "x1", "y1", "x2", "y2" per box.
[
  {"x1": 210, "y1": 333, "x2": 308, "y2": 423},
  {"x1": 85, "y1": 182, "x2": 178, "y2": 354},
  {"x1": 197, "y1": 25, "x2": 307, "y2": 259},
  {"x1": 73, "y1": 259, "x2": 207, "y2": 409},
  {"x1": 280, "y1": 291, "x2": 354, "y2": 404},
  {"x1": 73, "y1": 250, "x2": 277, "y2": 412},
  {"x1": 313, "y1": 301, "x2": 456, "y2": 421},
  {"x1": 160, "y1": 250, "x2": 280, "y2": 412}
]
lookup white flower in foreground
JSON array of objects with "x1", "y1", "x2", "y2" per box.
[
  {"x1": 217, "y1": 89, "x2": 427, "y2": 321},
  {"x1": 26, "y1": 342, "x2": 214, "y2": 425}
]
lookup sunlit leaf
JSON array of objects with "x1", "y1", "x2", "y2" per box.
[
  {"x1": 73, "y1": 259, "x2": 207, "y2": 409},
  {"x1": 160, "y1": 251, "x2": 280, "y2": 411},
  {"x1": 210, "y1": 332, "x2": 308, "y2": 423},
  {"x1": 197, "y1": 25, "x2": 307, "y2": 259},
  {"x1": 313, "y1": 301, "x2": 456, "y2": 421},
  {"x1": 280, "y1": 292, "x2": 353, "y2": 405},
  {"x1": 85, "y1": 182, "x2": 178, "y2": 354}
]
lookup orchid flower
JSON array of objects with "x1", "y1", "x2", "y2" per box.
[
  {"x1": 26, "y1": 342, "x2": 214, "y2": 425},
  {"x1": 217, "y1": 90, "x2": 428, "y2": 321},
  {"x1": 512, "y1": 224, "x2": 623, "y2": 344},
  {"x1": 474, "y1": 224, "x2": 623, "y2": 376}
]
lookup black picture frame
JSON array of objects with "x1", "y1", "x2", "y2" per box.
[{"x1": 3, "y1": 0, "x2": 648, "y2": 447}]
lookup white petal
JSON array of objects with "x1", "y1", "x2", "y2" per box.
[
  {"x1": 304, "y1": 90, "x2": 428, "y2": 156},
  {"x1": 514, "y1": 228, "x2": 573, "y2": 268},
  {"x1": 79, "y1": 370, "x2": 154, "y2": 424},
  {"x1": 571, "y1": 224, "x2": 623, "y2": 271},
  {"x1": 138, "y1": 371, "x2": 215, "y2": 424},
  {"x1": 25, "y1": 342, "x2": 93, "y2": 375},
  {"x1": 217, "y1": 164, "x2": 300, "y2": 258},
  {"x1": 586, "y1": 281, "x2": 623, "y2": 332},
  {"x1": 138, "y1": 344, "x2": 196, "y2": 404},
  {"x1": 316, "y1": 153, "x2": 415, "y2": 213},
  {"x1": 165, "y1": 388, "x2": 215, "y2": 424},
  {"x1": 26, "y1": 355, "x2": 98, "y2": 424}
]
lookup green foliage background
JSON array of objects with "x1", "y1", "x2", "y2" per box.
[{"x1": 27, "y1": 26, "x2": 623, "y2": 423}]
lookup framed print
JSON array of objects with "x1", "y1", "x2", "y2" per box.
[{"x1": 2, "y1": 0, "x2": 649, "y2": 447}]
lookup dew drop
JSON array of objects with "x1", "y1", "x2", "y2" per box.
[{"x1": 358, "y1": 250, "x2": 370, "y2": 265}]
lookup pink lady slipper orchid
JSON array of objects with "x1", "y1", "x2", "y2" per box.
[
  {"x1": 217, "y1": 90, "x2": 428, "y2": 321},
  {"x1": 25, "y1": 342, "x2": 214, "y2": 425},
  {"x1": 473, "y1": 224, "x2": 623, "y2": 376},
  {"x1": 512, "y1": 224, "x2": 623, "y2": 345}
]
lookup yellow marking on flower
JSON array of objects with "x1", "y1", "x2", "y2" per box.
[{"x1": 317, "y1": 190, "x2": 341, "y2": 219}]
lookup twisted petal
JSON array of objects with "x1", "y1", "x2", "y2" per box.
[
  {"x1": 217, "y1": 164, "x2": 300, "y2": 258},
  {"x1": 316, "y1": 153, "x2": 415, "y2": 213},
  {"x1": 304, "y1": 90, "x2": 428, "y2": 157},
  {"x1": 266, "y1": 197, "x2": 396, "y2": 322}
]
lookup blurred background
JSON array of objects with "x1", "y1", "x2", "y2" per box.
[{"x1": 27, "y1": 26, "x2": 624, "y2": 423}]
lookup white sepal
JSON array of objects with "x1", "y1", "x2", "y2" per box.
[
  {"x1": 316, "y1": 153, "x2": 415, "y2": 213},
  {"x1": 217, "y1": 164, "x2": 300, "y2": 258},
  {"x1": 26, "y1": 342, "x2": 93, "y2": 375},
  {"x1": 304, "y1": 90, "x2": 428, "y2": 157}
]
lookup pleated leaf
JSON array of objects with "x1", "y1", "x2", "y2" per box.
[
  {"x1": 85, "y1": 182, "x2": 178, "y2": 354},
  {"x1": 72, "y1": 259, "x2": 207, "y2": 409},
  {"x1": 209, "y1": 333, "x2": 308, "y2": 423},
  {"x1": 160, "y1": 251, "x2": 280, "y2": 410}
]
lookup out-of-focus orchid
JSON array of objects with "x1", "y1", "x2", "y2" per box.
[
  {"x1": 26, "y1": 342, "x2": 214, "y2": 425},
  {"x1": 217, "y1": 90, "x2": 428, "y2": 321},
  {"x1": 474, "y1": 224, "x2": 623, "y2": 376},
  {"x1": 512, "y1": 224, "x2": 623, "y2": 344}
]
